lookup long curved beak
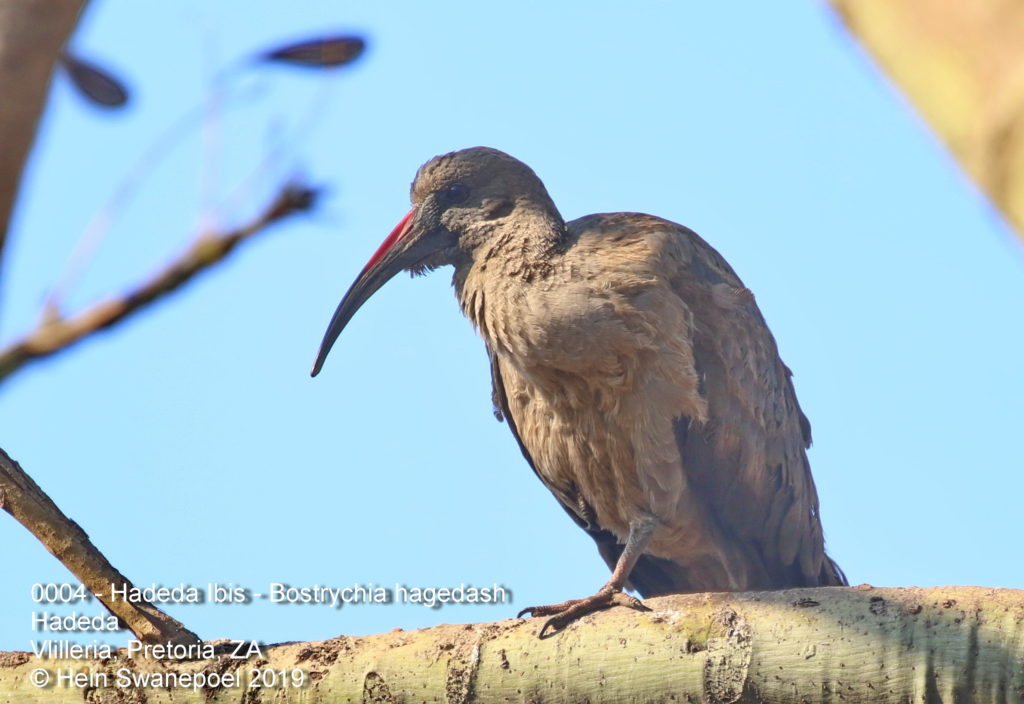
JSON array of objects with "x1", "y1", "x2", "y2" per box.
[{"x1": 311, "y1": 207, "x2": 418, "y2": 377}]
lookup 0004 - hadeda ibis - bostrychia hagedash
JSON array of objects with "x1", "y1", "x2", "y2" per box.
[{"x1": 311, "y1": 147, "x2": 846, "y2": 637}]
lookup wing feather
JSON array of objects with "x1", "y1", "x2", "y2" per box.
[
  {"x1": 568, "y1": 213, "x2": 845, "y2": 588},
  {"x1": 663, "y1": 219, "x2": 845, "y2": 587}
]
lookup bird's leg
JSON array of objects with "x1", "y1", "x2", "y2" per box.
[{"x1": 518, "y1": 514, "x2": 658, "y2": 637}]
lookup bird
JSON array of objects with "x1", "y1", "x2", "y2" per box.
[{"x1": 312, "y1": 147, "x2": 846, "y2": 636}]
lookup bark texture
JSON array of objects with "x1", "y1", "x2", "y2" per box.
[
  {"x1": 830, "y1": 0, "x2": 1024, "y2": 245},
  {"x1": 1, "y1": 586, "x2": 1021, "y2": 703}
]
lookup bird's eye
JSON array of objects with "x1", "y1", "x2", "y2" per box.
[{"x1": 441, "y1": 182, "x2": 470, "y2": 204}]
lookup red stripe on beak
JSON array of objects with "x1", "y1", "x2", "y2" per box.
[{"x1": 362, "y1": 207, "x2": 416, "y2": 274}]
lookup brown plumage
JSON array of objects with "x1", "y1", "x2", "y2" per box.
[{"x1": 313, "y1": 147, "x2": 845, "y2": 635}]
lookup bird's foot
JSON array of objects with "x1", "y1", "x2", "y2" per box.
[{"x1": 517, "y1": 587, "x2": 650, "y2": 637}]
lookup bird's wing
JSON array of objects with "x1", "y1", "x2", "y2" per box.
[
  {"x1": 488, "y1": 348, "x2": 692, "y2": 596},
  {"x1": 571, "y1": 213, "x2": 845, "y2": 589},
  {"x1": 662, "y1": 218, "x2": 844, "y2": 587}
]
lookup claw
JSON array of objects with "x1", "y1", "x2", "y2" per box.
[{"x1": 518, "y1": 588, "x2": 649, "y2": 637}]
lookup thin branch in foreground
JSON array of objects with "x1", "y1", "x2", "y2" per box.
[
  {"x1": 0, "y1": 446, "x2": 200, "y2": 646},
  {"x1": 0, "y1": 181, "x2": 318, "y2": 385}
]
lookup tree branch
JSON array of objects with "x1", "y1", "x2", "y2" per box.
[
  {"x1": 0, "y1": 0, "x2": 89, "y2": 300},
  {"x1": 829, "y1": 0, "x2": 1024, "y2": 245},
  {"x1": 0, "y1": 446, "x2": 200, "y2": 646},
  {"x1": 0, "y1": 586, "x2": 1020, "y2": 702},
  {"x1": 0, "y1": 182, "x2": 317, "y2": 385}
]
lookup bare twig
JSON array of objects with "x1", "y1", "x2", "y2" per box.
[
  {"x1": 0, "y1": 446, "x2": 201, "y2": 645},
  {"x1": 43, "y1": 77, "x2": 265, "y2": 313},
  {"x1": 0, "y1": 181, "x2": 317, "y2": 385}
]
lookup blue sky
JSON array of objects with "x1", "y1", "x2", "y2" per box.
[{"x1": 1, "y1": 0, "x2": 1022, "y2": 651}]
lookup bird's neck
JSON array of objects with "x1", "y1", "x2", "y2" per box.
[
  {"x1": 484, "y1": 201, "x2": 565, "y2": 273},
  {"x1": 453, "y1": 203, "x2": 566, "y2": 341},
  {"x1": 456, "y1": 201, "x2": 565, "y2": 280}
]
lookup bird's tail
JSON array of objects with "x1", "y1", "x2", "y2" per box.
[{"x1": 821, "y1": 555, "x2": 848, "y2": 586}]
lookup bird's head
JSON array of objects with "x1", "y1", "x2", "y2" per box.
[{"x1": 311, "y1": 146, "x2": 558, "y2": 376}]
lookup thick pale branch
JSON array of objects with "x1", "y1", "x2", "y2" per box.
[
  {"x1": 829, "y1": 0, "x2": 1024, "y2": 245},
  {"x1": 0, "y1": 0, "x2": 88, "y2": 290},
  {"x1": 0, "y1": 182, "x2": 316, "y2": 385},
  {"x1": 0, "y1": 446, "x2": 200, "y2": 646},
  {"x1": 0, "y1": 586, "x2": 1021, "y2": 702}
]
